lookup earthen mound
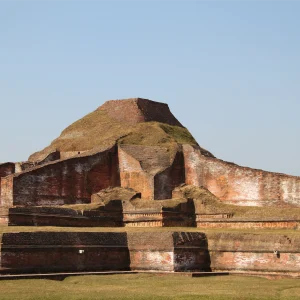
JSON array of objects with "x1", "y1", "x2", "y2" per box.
[{"x1": 29, "y1": 98, "x2": 213, "y2": 162}]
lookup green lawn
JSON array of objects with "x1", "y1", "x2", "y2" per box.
[{"x1": 0, "y1": 274, "x2": 300, "y2": 300}]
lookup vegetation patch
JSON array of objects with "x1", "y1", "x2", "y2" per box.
[{"x1": 30, "y1": 110, "x2": 199, "y2": 161}]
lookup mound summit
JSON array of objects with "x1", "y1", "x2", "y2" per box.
[{"x1": 29, "y1": 98, "x2": 213, "y2": 162}]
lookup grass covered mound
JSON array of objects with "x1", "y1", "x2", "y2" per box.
[
  {"x1": 29, "y1": 108, "x2": 208, "y2": 162},
  {"x1": 29, "y1": 109, "x2": 132, "y2": 161},
  {"x1": 180, "y1": 185, "x2": 300, "y2": 220}
]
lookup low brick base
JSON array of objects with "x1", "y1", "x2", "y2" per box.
[{"x1": 0, "y1": 231, "x2": 209, "y2": 273}]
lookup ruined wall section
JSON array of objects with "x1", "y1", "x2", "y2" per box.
[
  {"x1": 136, "y1": 98, "x2": 182, "y2": 127},
  {"x1": 1, "y1": 232, "x2": 129, "y2": 272},
  {"x1": 99, "y1": 99, "x2": 144, "y2": 124},
  {"x1": 183, "y1": 144, "x2": 300, "y2": 207},
  {"x1": 1, "y1": 231, "x2": 300, "y2": 274},
  {"x1": 0, "y1": 163, "x2": 15, "y2": 178},
  {"x1": 2, "y1": 146, "x2": 120, "y2": 206},
  {"x1": 0, "y1": 176, "x2": 14, "y2": 207},
  {"x1": 154, "y1": 151, "x2": 185, "y2": 200},
  {"x1": 119, "y1": 145, "x2": 185, "y2": 200},
  {"x1": 118, "y1": 146, "x2": 153, "y2": 200},
  {"x1": 207, "y1": 232, "x2": 300, "y2": 273},
  {"x1": 0, "y1": 231, "x2": 209, "y2": 273},
  {"x1": 99, "y1": 98, "x2": 183, "y2": 127},
  {"x1": 0, "y1": 163, "x2": 16, "y2": 206},
  {"x1": 127, "y1": 232, "x2": 209, "y2": 271},
  {"x1": 127, "y1": 232, "x2": 175, "y2": 271}
]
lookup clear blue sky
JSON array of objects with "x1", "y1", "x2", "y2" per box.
[{"x1": 1, "y1": 1, "x2": 300, "y2": 175}]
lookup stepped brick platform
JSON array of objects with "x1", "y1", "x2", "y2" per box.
[
  {"x1": 0, "y1": 231, "x2": 210, "y2": 273},
  {"x1": 0, "y1": 230, "x2": 299, "y2": 275}
]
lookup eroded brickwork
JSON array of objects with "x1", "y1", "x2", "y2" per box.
[
  {"x1": 99, "y1": 98, "x2": 182, "y2": 126},
  {"x1": 1, "y1": 230, "x2": 300, "y2": 274},
  {"x1": 197, "y1": 220, "x2": 300, "y2": 229},
  {"x1": 0, "y1": 231, "x2": 208, "y2": 273},
  {"x1": 1, "y1": 232, "x2": 129, "y2": 272},
  {"x1": 154, "y1": 151, "x2": 185, "y2": 200},
  {"x1": 2, "y1": 146, "x2": 120, "y2": 206},
  {"x1": 118, "y1": 146, "x2": 154, "y2": 200},
  {"x1": 183, "y1": 144, "x2": 300, "y2": 207},
  {"x1": 0, "y1": 176, "x2": 14, "y2": 207},
  {"x1": 0, "y1": 163, "x2": 15, "y2": 178},
  {"x1": 207, "y1": 233, "x2": 300, "y2": 273},
  {"x1": 119, "y1": 145, "x2": 185, "y2": 200},
  {"x1": 0, "y1": 163, "x2": 15, "y2": 205}
]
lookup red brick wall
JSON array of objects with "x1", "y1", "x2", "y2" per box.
[
  {"x1": 99, "y1": 98, "x2": 182, "y2": 127},
  {"x1": 128, "y1": 232, "x2": 209, "y2": 271},
  {"x1": 99, "y1": 99, "x2": 145, "y2": 124},
  {"x1": 154, "y1": 151, "x2": 185, "y2": 200},
  {"x1": 118, "y1": 147, "x2": 154, "y2": 200},
  {"x1": 7, "y1": 146, "x2": 120, "y2": 206},
  {"x1": 0, "y1": 231, "x2": 209, "y2": 273},
  {"x1": 2, "y1": 231, "x2": 300, "y2": 274},
  {"x1": 197, "y1": 220, "x2": 300, "y2": 229},
  {"x1": 136, "y1": 98, "x2": 182, "y2": 127},
  {"x1": 0, "y1": 163, "x2": 15, "y2": 178},
  {"x1": 183, "y1": 144, "x2": 300, "y2": 207},
  {"x1": 119, "y1": 145, "x2": 185, "y2": 200},
  {"x1": 207, "y1": 232, "x2": 300, "y2": 273},
  {"x1": 1, "y1": 232, "x2": 129, "y2": 272},
  {"x1": 127, "y1": 232, "x2": 175, "y2": 271},
  {"x1": 0, "y1": 163, "x2": 15, "y2": 206},
  {"x1": 0, "y1": 176, "x2": 14, "y2": 206}
]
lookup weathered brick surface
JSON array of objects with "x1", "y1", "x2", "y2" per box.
[
  {"x1": 207, "y1": 233, "x2": 300, "y2": 273},
  {"x1": 119, "y1": 145, "x2": 185, "y2": 200},
  {"x1": 0, "y1": 231, "x2": 208, "y2": 273},
  {"x1": 1, "y1": 231, "x2": 299, "y2": 274},
  {"x1": 0, "y1": 163, "x2": 15, "y2": 178},
  {"x1": 173, "y1": 232, "x2": 210, "y2": 271},
  {"x1": 128, "y1": 232, "x2": 208, "y2": 271},
  {"x1": 1, "y1": 232, "x2": 129, "y2": 272},
  {"x1": 0, "y1": 176, "x2": 14, "y2": 207},
  {"x1": 8, "y1": 206, "x2": 123, "y2": 227},
  {"x1": 3, "y1": 146, "x2": 120, "y2": 206},
  {"x1": 99, "y1": 98, "x2": 182, "y2": 126},
  {"x1": 127, "y1": 232, "x2": 174, "y2": 271},
  {"x1": 9, "y1": 210, "x2": 194, "y2": 227},
  {"x1": 211, "y1": 252, "x2": 300, "y2": 273},
  {"x1": 0, "y1": 163, "x2": 15, "y2": 205},
  {"x1": 154, "y1": 151, "x2": 185, "y2": 200},
  {"x1": 183, "y1": 144, "x2": 300, "y2": 207},
  {"x1": 197, "y1": 220, "x2": 300, "y2": 229},
  {"x1": 118, "y1": 146, "x2": 154, "y2": 200}
]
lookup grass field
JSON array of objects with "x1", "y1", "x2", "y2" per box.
[
  {"x1": 0, "y1": 274, "x2": 300, "y2": 300},
  {"x1": 0, "y1": 225, "x2": 300, "y2": 236}
]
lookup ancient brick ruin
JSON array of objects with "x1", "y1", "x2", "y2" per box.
[
  {"x1": 1, "y1": 98, "x2": 300, "y2": 228},
  {"x1": 1, "y1": 98, "x2": 300, "y2": 275}
]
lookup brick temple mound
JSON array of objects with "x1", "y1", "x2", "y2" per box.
[{"x1": 1, "y1": 98, "x2": 300, "y2": 276}]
